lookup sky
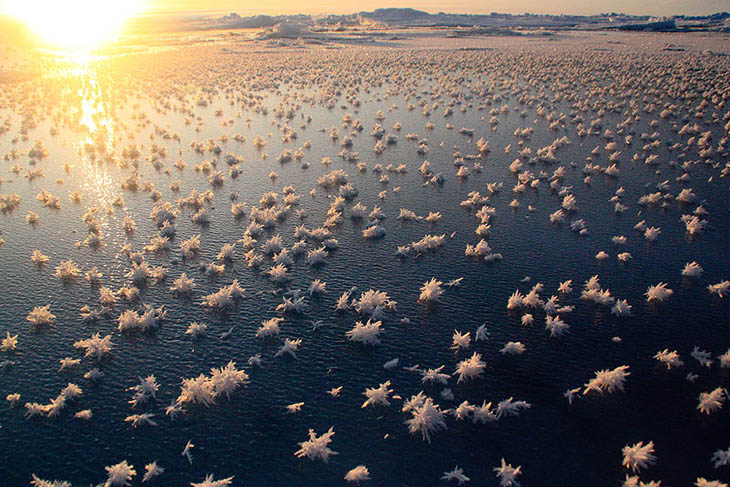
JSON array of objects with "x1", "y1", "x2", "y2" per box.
[
  {"x1": 0, "y1": 0, "x2": 729, "y2": 17},
  {"x1": 137, "y1": 0, "x2": 730, "y2": 16}
]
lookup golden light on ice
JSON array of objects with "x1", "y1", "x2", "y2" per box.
[{"x1": 7, "y1": 0, "x2": 144, "y2": 52}]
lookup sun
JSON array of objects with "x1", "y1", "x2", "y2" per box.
[{"x1": 5, "y1": 0, "x2": 144, "y2": 52}]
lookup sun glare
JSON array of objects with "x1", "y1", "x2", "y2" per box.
[{"x1": 7, "y1": 0, "x2": 144, "y2": 52}]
